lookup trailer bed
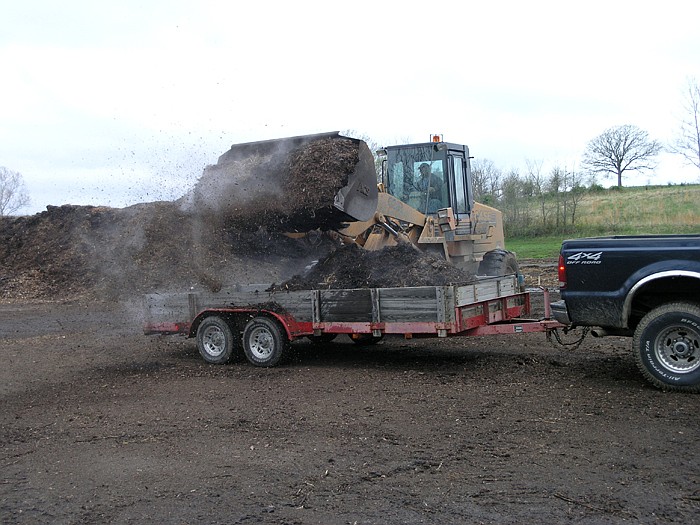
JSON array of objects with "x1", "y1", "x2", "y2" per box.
[{"x1": 145, "y1": 275, "x2": 557, "y2": 339}]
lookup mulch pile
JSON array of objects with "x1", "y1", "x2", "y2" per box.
[
  {"x1": 0, "y1": 203, "x2": 337, "y2": 301},
  {"x1": 0, "y1": 203, "x2": 472, "y2": 301}
]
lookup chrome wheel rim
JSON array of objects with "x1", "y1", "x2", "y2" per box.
[
  {"x1": 654, "y1": 325, "x2": 700, "y2": 374},
  {"x1": 249, "y1": 327, "x2": 274, "y2": 359},
  {"x1": 202, "y1": 325, "x2": 226, "y2": 357}
]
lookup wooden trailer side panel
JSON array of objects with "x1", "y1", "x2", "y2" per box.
[{"x1": 144, "y1": 276, "x2": 523, "y2": 336}]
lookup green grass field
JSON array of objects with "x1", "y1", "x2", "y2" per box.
[
  {"x1": 506, "y1": 184, "x2": 700, "y2": 259},
  {"x1": 505, "y1": 237, "x2": 564, "y2": 259}
]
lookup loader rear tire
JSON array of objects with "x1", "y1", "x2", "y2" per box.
[
  {"x1": 243, "y1": 316, "x2": 289, "y2": 367},
  {"x1": 479, "y1": 249, "x2": 519, "y2": 277},
  {"x1": 197, "y1": 316, "x2": 237, "y2": 364}
]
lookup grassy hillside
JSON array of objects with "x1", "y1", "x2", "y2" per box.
[
  {"x1": 576, "y1": 185, "x2": 700, "y2": 234},
  {"x1": 505, "y1": 184, "x2": 700, "y2": 258}
]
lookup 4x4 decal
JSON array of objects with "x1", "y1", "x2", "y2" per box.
[{"x1": 567, "y1": 252, "x2": 602, "y2": 265}]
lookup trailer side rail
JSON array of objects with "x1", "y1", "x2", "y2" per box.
[{"x1": 144, "y1": 283, "x2": 564, "y2": 339}]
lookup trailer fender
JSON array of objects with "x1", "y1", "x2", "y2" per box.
[{"x1": 189, "y1": 308, "x2": 308, "y2": 342}]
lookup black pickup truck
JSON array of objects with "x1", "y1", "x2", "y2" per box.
[{"x1": 552, "y1": 234, "x2": 700, "y2": 392}]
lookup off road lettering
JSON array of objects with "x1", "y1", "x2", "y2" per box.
[{"x1": 681, "y1": 317, "x2": 700, "y2": 329}]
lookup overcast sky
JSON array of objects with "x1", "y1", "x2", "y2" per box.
[{"x1": 2, "y1": 0, "x2": 699, "y2": 215}]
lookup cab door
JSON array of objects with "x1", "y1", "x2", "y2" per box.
[{"x1": 448, "y1": 153, "x2": 472, "y2": 219}]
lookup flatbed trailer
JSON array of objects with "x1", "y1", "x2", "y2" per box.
[{"x1": 144, "y1": 275, "x2": 562, "y2": 366}]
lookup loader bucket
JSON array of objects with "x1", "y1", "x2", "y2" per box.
[{"x1": 212, "y1": 131, "x2": 378, "y2": 227}]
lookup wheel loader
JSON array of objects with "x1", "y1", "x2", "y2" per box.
[
  {"x1": 203, "y1": 131, "x2": 517, "y2": 277},
  {"x1": 338, "y1": 134, "x2": 518, "y2": 277}
]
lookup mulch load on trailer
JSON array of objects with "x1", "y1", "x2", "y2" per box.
[
  {"x1": 271, "y1": 242, "x2": 473, "y2": 291},
  {"x1": 144, "y1": 275, "x2": 528, "y2": 339}
]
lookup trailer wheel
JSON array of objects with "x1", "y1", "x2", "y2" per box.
[
  {"x1": 197, "y1": 316, "x2": 237, "y2": 364},
  {"x1": 243, "y1": 317, "x2": 288, "y2": 367},
  {"x1": 633, "y1": 302, "x2": 700, "y2": 392},
  {"x1": 479, "y1": 249, "x2": 519, "y2": 277}
]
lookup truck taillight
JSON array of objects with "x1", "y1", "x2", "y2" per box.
[{"x1": 558, "y1": 254, "x2": 567, "y2": 289}]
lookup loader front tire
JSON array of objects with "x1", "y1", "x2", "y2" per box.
[
  {"x1": 479, "y1": 249, "x2": 519, "y2": 277},
  {"x1": 197, "y1": 316, "x2": 237, "y2": 364},
  {"x1": 243, "y1": 316, "x2": 288, "y2": 367}
]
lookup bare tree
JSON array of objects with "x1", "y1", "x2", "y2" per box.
[
  {"x1": 547, "y1": 166, "x2": 565, "y2": 228},
  {"x1": 500, "y1": 169, "x2": 524, "y2": 226},
  {"x1": 0, "y1": 167, "x2": 31, "y2": 216},
  {"x1": 470, "y1": 158, "x2": 502, "y2": 204},
  {"x1": 582, "y1": 124, "x2": 662, "y2": 187},
  {"x1": 564, "y1": 167, "x2": 588, "y2": 227},
  {"x1": 669, "y1": 77, "x2": 700, "y2": 172},
  {"x1": 525, "y1": 159, "x2": 547, "y2": 227}
]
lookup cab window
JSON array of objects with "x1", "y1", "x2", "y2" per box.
[
  {"x1": 452, "y1": 156, "x2": 468, "y2": 215},
  {"x1": 386, "y1": 146, "x2": 447, "y2": 214}
]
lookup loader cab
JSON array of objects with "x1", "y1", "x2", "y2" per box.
[{"x1": 380, "y1": 141, "x2": 474, "y2": 218}]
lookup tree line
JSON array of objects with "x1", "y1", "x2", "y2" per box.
[
  {"x1": 473, "y1": 77, "x2": 700, "y2": 236},
  {"x1": 471, "y1": 158, "x2": 593, "y2": 237}
]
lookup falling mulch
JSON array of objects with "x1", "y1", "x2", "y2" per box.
[{"x1": 179, "y1": 136, "x2": 363, "y2": 231}]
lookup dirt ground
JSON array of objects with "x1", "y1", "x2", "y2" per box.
[{"x1": 2, "y1": 289, "x2": 698, "y2": 524}]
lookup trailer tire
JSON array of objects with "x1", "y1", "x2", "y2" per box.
[
  {"x1": 633, "y1": 302, "x2": 700, "y2": 392},
  {"x1": 197, "y1": 316, "x2": 237, "y2": 364},
  {"x1": 243, "y1": 316, "x2": 288, "y2": 367},
  {"x1": 479, "y1": 249, "x2": 519, "y2": 277}
]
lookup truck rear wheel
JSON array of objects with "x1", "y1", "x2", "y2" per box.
[
  {"x1": 633, "y1": 302, "x2": 700, "y2": 392},
  {"x1": 197, "y1": 316, "x2": 237, "y2": 364},
  {"x1": 479, "y1": 249, "x2": 519, "y2": 277},
  {"x1": 242, "y1": 316, "x2": 288, "y2": 367}
]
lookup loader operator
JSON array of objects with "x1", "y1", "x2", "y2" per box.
[{"x1": 416, "y1": 163, "x2": 446, "y2": 213}]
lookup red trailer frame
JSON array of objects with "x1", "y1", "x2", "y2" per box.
[{"x1": 145, "y1": 288, "x2": 562, "y2": 341}]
